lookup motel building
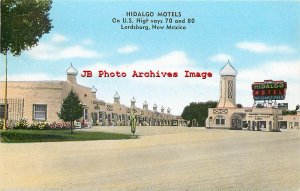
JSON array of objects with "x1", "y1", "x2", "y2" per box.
[
  {"x1": 0, "y1": 64, "x2": 186, "y2": 127},
  {"x1": 206, "y1": 61, "x2": 300, "y2": 131}
]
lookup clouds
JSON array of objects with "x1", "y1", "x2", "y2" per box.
[
  {"x1": 236, "y1": 41, "x2": 295, "y2": 54},
  {"x1": 117, "y1": 45, "x2": 139, "y2": 54},
  {"x1": 123, "y1": 50, "x2": 192, "y2": 72},
  {"x1": 210, "y1": 53, "x2": 233, "y2": 63},
  {"x1": 81, "y1": 39, "x2": 94, "y2": 45},
  {"x1": 236, "y1": 59, "x2": 300, "y2": 110},
  {"x1": 1, "y1": 73, "x2": 64, "y2": 81},
  {"x1": 236, "y1": 60, "x2": 299, "y2": 98},
  {"x1": 27, "y1": 34, "x2": 101, "y2": 61},
  {"x1": 77, "y1": 51, "x2": 219, "y2": 114},
  {"x1": 238, "y1": 60, "x2": 299, "y2": 83},
  {"x1": 16, "y1": 32, "x2": 300, "y2": 114},
  {"x1": 209, "y1": 41, "x2": 295, "y2": 64},
  {"x1": 78, "y1": 50, "x2": 217, "y2": 86},
  {"x1": 81, "y1": 51, "x2": 196, "y2": 76},
  {"x1": 80, "y1": 51, "x2": 194, "y2": 79},
  {"x1": 51, "y1": 34, "x2": 67, "y2": 43}
]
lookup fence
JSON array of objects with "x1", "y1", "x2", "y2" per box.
[{"x1": 0, "y1": 98, "x2": 24, "y2": 122}]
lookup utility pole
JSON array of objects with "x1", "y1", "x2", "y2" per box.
[{"x1": 3, "y1": 52, "x2": 8, "y2": 130}]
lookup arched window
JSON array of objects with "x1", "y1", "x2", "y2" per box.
[{"x1": 215, "y1": 115, "x2": 225, "y2": 125}]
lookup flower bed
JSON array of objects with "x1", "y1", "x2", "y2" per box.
[{"x1": 0, "y1": 118, "x2": 72, "y2": 130}]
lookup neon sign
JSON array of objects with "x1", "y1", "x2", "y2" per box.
[{"x1": 252, "y1": 80, "x2": 287, "y2": 100}]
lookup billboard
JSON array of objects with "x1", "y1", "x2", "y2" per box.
[{"x1": 252, "y1": 80, "x2": 287, "y2": 101}]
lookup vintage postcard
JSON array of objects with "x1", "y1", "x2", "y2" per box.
[{"x1": 0, "y1": 0, "x2": 299, "y2": 190}]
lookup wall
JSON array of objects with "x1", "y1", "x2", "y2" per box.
[{"x1": 0, "y1": 81, "x2": 63, "y2": 123}]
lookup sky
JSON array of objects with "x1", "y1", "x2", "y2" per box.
[{"x1": 1, "y1": 1, "x2": 300, "y2": 115}]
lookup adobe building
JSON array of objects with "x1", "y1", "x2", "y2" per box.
[
  {"x1": 0, "y1": 64, "x2": 186, "y2": 127},
  {"x1": 205, "y1": 61, "x2": 299, "y2": 131},
  {"x1": 278, "y1": 111, "x2": 300, "y2": 129}
]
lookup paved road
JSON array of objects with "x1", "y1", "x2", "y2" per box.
[{"x1": 1, "y1": 127, "x2": 300, "y2": 191}]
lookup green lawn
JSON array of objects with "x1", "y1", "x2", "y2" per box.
[{"x1": 0, "y1": 129, "x2": 134, "y2": 143}]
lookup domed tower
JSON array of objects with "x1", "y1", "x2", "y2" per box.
[
  {"x1": 153, "y1": 104, "x2": 157, "y2": 112},
  {"x1": 161, "y1": 106, "x2": 165, "y2": 113},
  {"x1": 167, "y1": 107, "x2": 171, "y2": 114},
  {"x1": 91, "y1": 86, "x2": 97, "y2": 98},
  {"x1": 131, "y1": 97, "x2": 136, "y2": 107},
  {"x1": 143, "y1": 101, "x2": 148, "y2": 110},
  {"x1": 217, "y1": 60, "x2": 238, "y2": 108},
  {"x1": 66, "y1": 63, "x2": 78, "y2": 84},
  {"x1": 113, "y1": 92, "x2": 120, "y2": 104}
]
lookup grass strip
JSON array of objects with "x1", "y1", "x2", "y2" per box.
[{"x1": 0, "y1": 129, "x2": 133, "y2": 143}]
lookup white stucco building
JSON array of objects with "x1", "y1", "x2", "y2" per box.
[{"x1": 206, "y1": 61, "x2": 299, "y2": 131}]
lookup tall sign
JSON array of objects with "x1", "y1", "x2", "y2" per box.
[{"x1": 252, "y1": 80, "x2": 287, "y2": 101}]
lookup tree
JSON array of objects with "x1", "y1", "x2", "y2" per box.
[
  {"x1": 181, "y1": 101, "x2": 218, "y2": 127},
  {"x1": 1, "y1": 0, "x2": 53, "y2": 55},
  {"x1": 1, "y1": 0, "x2": 53, "y2": 129},
  {"x1": 58, "y1": 90, "x2": 84, "y2": 133},
  {"x1": 296, "y1": 104, "x2": 299, "y2": 111},
  {"x1": 282, "y1": 105, "x2": 299, "y2": 115}
]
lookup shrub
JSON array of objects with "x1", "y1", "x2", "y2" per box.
[
  {"x1": 49, "y1": 121, "x2": 71, "y2": 129},
  {"x1": 0, "y1": 119, "x2": 3, "y2": 129},
  {"x1": 49, "y1": 121, "x2": 57, "y2": 129},
  {"x1": 37, "y1": 122, "x2": 49, "y2": 130},
  {"x1": 29, "y1": 122, "x2": 50, "y2": 130},
  {"x1": 14, "y1": 118, "x2": 29, "y2": 129},
  {"x1": 29, "y1": 123, "x2": 37, "y2": 129},
  {"x1": 1, "y1": 118, "x2": 72, "y2": 130}
]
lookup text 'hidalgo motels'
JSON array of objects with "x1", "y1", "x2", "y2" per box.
[{"x1": 81, "y1": 70, "x2": 213, "y2": 79}]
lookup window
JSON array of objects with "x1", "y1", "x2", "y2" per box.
[
  {"x1": 216, "y1": 118, "x2": 225, "y2": 125},
  {"x1": 228, "y1": 80, "x2": 233, "y2": 98},
  {"x1": 99, "y1": 112, "x2": 103, "y2": 122},
  {"x1": 0, "y1": 104, "x2": 8, "y2": 119},
  {"x1": 33, "y1": 104, "x2": 47, "y2": 121},
  {"x1": 294, "y1": 122, "x2": 299, "y2": 127},
  {"x1": 83, "y1": 108, "x2": 88, "y2": 120},
  {"x1": 215, "y1": 115, "x2": 225, "y2": 125}
]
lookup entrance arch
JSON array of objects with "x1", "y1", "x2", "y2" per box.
[{"x1": 230, "y1": 113, "x2": 243, "y2": 130}]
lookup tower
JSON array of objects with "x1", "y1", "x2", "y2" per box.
[
  {"x1": 131, "y1": 97, "x2": 136, "y2": 107},
  {"x1": 161, "y1": 106, "x2": 165, "y2": 113},
  {"x1": 113, "y1": 92, "x2": 120, "y2": 104},
  {"x1": 91, "y1": 86, "x2": 97, "y2": 98},
  {"x1": 66, "y1": 63, "x2": 78, "y2": 84},
  {"x1": 167, "y1": 107, "x2": 171, "y2": 114},
  {"x1": 217, "y1": 61, "x2": 238, "y2": 108},
  {"x1": 143, "y1": 100, "x2": 148, "y2": 110},
  {"x1": 153, "y1": 104, "x2": 157, "y2": 112}
]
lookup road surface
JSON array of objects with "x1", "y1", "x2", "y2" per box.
[{"x1": 1, "y1": 126, "x2": 300, "y2": 190}]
